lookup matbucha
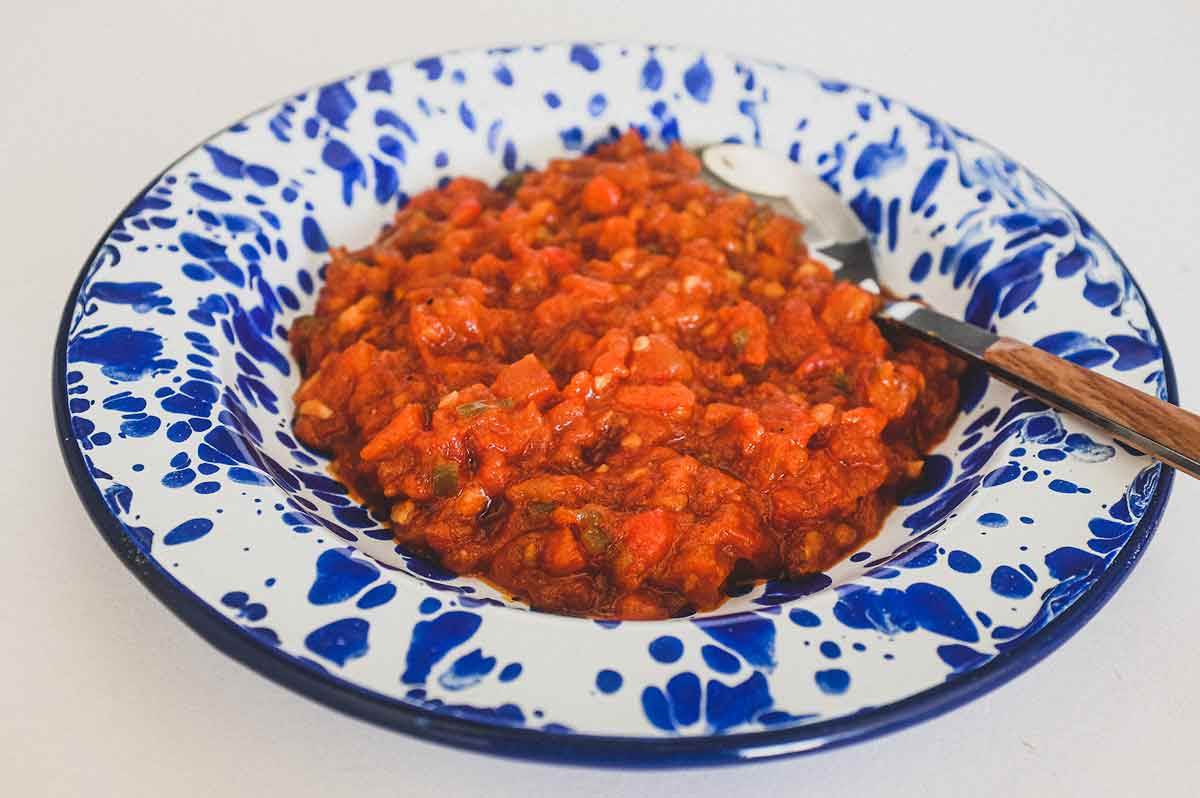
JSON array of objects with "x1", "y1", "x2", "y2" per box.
[{"x1": 289, "y1": 130, "x2": 962, "y2": 619}]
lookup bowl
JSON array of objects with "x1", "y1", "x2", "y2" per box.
[{"x1": 54, "y1": 42, "x2": 1174, "y2": 766}]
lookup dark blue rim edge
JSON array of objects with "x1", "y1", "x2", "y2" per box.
[{"x1": 52, "y1": 44, "x2": 1177, "y2": 769}]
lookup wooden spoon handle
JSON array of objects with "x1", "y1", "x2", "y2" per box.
[{"x1": 879, "y1": 302, "x2": 1199, "y2": 478}]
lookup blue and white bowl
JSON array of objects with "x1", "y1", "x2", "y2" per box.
[{"x1": 54, "y1": 43, "x2": 1174, "y2": 766}]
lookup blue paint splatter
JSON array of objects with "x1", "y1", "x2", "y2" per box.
[
  {"x1": 695, "y1": 613, "x2": 775, "y2": 668},
  {"x1": 814, "y1": 668, "x2": 850, "y2": 695},
  {"x1": 705, "y1": 672, "x2": 772, "y2": 731},
  {"x1": 162, "y1": 468, "x2": 195, "y2": 488},
  {"x1": 938, "y1": 644, "x2": 991, "y2": 674},
  {"x1": 1035, "y1": 331, "x2": 1113, "y2": 368},
  {"x1": 587, "y1": 93, "x2": 607, "y2": 117},
  {"x1": 667, "y1": 673, "x2": 702, "y2": 726},
  {"x1": 649, "y1": 635, "x2": 684, "y2": 663},
  {"x1": 910, "y1": 158, "x2": 948, "y2": 212},
  {"x1": 356, "y1": 581, "x2": 397, "y2": 609},
  {"x1": 991, "y1": 565, "x2": 1034, "y2": 598},
  {"x1": 845, "y1": 188, "x2": 879, "y2": 234},
  {"x1": 641, "y1": 57, "x2": 663, "y2": 90},
  {"x1": 569, "y1": 44, "x2": 600, "y2": 71},
  {"x1": 302, "y1": 216, "x2": 328, "y2": 252},
  {"x1": 307, "y1": 549, "x2": 379, "y2": 604},
  {"x1": 228, "y1": 466, "x2": 270, "y2": 485},
  {"x1": 438, "y1": 648, "x2": 496, "y2": 691},
  {"x1": 192, "y1": 181, "x2": 232, "y2": 201},
  {"x1": 684, "y1": 57, "x2": 713, "y2": 102},
  {"x1": 322, "y1": 139, "x2": 366, "y2": 205},
  {"x1": 378, "y1": 134, "x2": 406, "y2": 161},
  {"x1": 401, "y1": 611, "x2": 483, "y2": 684},
  {"x1": 68, "y1": 328, "x2": 176, "y2": 382},
  {"x1": 366, "y1": 69, "x2": 391, "y2": 93},
  {"x1": 374, "y1": 109, "x2": 417, "y2": 142},
  {"x1": 596, "y1": 669, "x2": 623, "y2": 693},
  {"x1": 457, "y1": 100, "x2": 475, "y2": 131},
  {"x1": 947, "y1": 550, "x2": 982, "y2": 573},
  {"x1": 853, "y1": 129, "x2": 906, "y2": 180},
  {"x1": 700, "y1": 645, "x2": 741, "y2": 674},
  {"x1": 221, "y1": 591, "x2": 248, "y2": 608},
  {"x1": 304, "y1": 618, "x2": 369, "y2": 666},
  {"x1": 1064, "y1": 433, "x2": 1115, "y2": 463},
  {"x1": 642, "y1": 686, "x2": 674, "y2": 731},
  {"x1": 834, "y1": 583, "x2": 978, "y2": 642},
  {"x1": 788, "y1": 608, "x2": 821, "y2": 627},
  {"x1": 414, "y1": 57, "x2": 443, "y2": 80},
  {"x1": 162, "y1": 517, "x2": 213, "y2": 545},
  {"x1": 1107, "y1": 334, "x2": 1159, "y2": 371},
  {"x1": 559, "y1": 127, "x2": 583, "y2": 151},
  {"x1": 910, "y1": 251, "x2": 933, "y2": 283},
  {"x1": 492, "y1": 64, "x2": 514, "y2": 87},
  {"x1": 316, "y1": 82, "x2": 356, "y2": 129},
  {"x1": 964, "y1": 242, "x2": 1051, "y2": 328},
  {"x1": 1046, "y1": 546, "x2": 1102, "y2": 580},
  {"x1": 121, "y1": 416, "x2": 161, "y2": 437},
  {"x1": 202, "y1": 145, "x2": 244, "y2": 178}
]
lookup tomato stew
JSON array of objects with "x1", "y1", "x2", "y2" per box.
[{"x1": 289, "y1": 131, "x2": 962, "y2": 619}]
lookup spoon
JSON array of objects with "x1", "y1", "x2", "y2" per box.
[{"x1": 699, "y1": 142, "x2": 1200, "y2": 479}]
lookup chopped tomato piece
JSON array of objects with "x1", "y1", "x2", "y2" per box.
[
  {"x1": 612, "y1": 509, "x2": 678, "y2": 591},
  {"x1": 491, "y1": 354, "x2": 558, "y2": 407},
  {"x1": 582, "y1": 175, "x2": 622, "y2": 215}
]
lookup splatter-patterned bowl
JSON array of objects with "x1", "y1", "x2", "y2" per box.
[{"x1": 54, "y1": 43, "x2": 1175, "y2": 766}]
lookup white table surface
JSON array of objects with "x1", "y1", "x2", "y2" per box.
[{"x1": 4, "y1": 1, "x2": 1199, "y2": 795}]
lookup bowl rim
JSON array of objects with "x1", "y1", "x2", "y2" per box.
[{"x1": 53, "y1": 42, "x2": 1177, "y2": 768}]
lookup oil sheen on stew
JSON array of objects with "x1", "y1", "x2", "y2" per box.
[{"x1": 288, "y1": 131, "x2": 963, "y2": 620}]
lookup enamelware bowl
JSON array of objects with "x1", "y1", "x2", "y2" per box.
[{"x1": 54, "y1": 42, "x2": 1174, "y2": 766}]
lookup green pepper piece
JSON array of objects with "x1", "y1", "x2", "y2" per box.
[
  {"x1": 580, "y1": 524, "x2": 609, "y2": 554},
  {"x1": 455, "y1": 400, "x2": 493, "y2": 418},
  {"x1": 731, "y1": 327, "x2": 750, "y2": 354},
  {"x1": 577, "y1": 509, "x2": 609, "y2": 554},
  {"x1": 496, "y1": 171, "x2": 524, "y2": 195},
  {"x1": 432, "y1": 462, "x2": 460, "y2": 497}
]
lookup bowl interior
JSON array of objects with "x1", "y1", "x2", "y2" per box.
[{"x1": 159, "y1": 77, "x2": 1138, "y2": 619}]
